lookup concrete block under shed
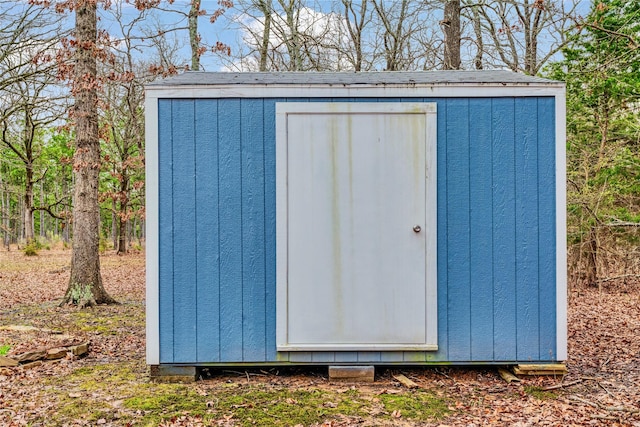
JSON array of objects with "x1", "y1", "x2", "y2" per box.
[
  {"x1": 150, "y1": 365, "x2": 197, "y2": 383},
  {"x1": 329, "y1": 366, "x2": 375, "y2": 383}
]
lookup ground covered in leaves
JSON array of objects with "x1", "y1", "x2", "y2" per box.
[{"x1": 0, "y1": 248, "x2": 638, "y2": 426}]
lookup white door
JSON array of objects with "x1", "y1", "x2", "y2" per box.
[{"x1": 276, "y1": 103, "x2": 437, "y2": 351}]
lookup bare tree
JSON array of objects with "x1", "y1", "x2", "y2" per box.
[
  {"x1": 225, "y1": 0, "x2": 354, "y2": 71},
  {"x1": 371, "y1": 0, "x2": 410, "y2": 70},
  {"x1": 0, "y1": 2, "x2": 60, "y2": 91},
  {"x1": 139, "y1": 0, "x2": 233, "y2": 71},
  {"x1": 466, "y1": 0, "x2": 581, "y2": 75},
  {"x1": 340, "y1": 0, "x2": 374, "y2": 71}
]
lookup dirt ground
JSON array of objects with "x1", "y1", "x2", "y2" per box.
[{"x1": 0, "y1": 247, "x2": 638, "y2": 426}]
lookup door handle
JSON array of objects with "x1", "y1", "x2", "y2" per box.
[{"x1": 413, "y1": 225, "x2": 421, "y2": 233}]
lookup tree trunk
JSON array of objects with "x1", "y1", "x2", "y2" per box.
[
  {"x1": 257, "y1": 0, "x2": 272, "y2": 71},
  {"x1": 111, "y1": 198, "x2": 117, "y2": 249},
  {"x1": 117, "y1": 213, "x2": 127, "y2": 255},
  {"x1": 62, "y1": 1, "x2": 116, "y2": 307},
  {"x1": 23, "y1": 163, "x2": 35, "y2": 243},
  {"x1": 470, "y1": 5, "x2": 484, "y2": 70},
  {"x1": 117, "y1": 174, "x2": 128, "y2": 254},
  {"x1": 39, "y1": 181, "x2": 45, "y2": 238},
  {"x1": 442, "y1": 0, "x2": 461, "y2": 70},
  {"x1": 189, "y1": 0, "x2": 201, "y2": 71},
  {"x1": 585, "y1": 226, "x2": 598, "y2": 288}
]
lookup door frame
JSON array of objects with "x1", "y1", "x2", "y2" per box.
[{"x1": 275, "y1": 102, "x2": 438, "y2": 351}]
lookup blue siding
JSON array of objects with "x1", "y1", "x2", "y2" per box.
[
  {"x1": 515, "y1": 98, "x2": 540, "y2": 361},
  {"x1": 263, "y1": 99, "x2": 279, "y2": 362},
  {"x1": 172, "y1": 100, "x2": 197, "y2": 363},
  {"x1": 241, "y1": 99, "x2": 267, "y2": 361},
  {"x1": 446, "y1": 99, "x2": 471, "y2": 361},
  {"x1": 156, "y1": 96, "x2": 558, "y2": 364},
  {"x1": 195, "y1": 100, "x2": 220, "y2": 362},
  {"x1": 218, "y1": 99, "x2": 244, "y2": 361},
  {"x1": 469, "y1": 99, "x2": 494, "y2": 361},
  {"x1": 538, "y1": 98, "x2": 557, "y2": 360},
  {"x1": 492, "y1": 99, "x2": 518, "y2": 360},
  {"x1": 435, "y1": 97, "x2": 449, "y2": 363},
  {"x1": 158, "y1": 100, "x2": 173, "y2": 363}
]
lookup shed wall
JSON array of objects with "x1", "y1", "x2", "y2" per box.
[{"x1": 157, "y1": 96, "x2": 557, "y2": 364}]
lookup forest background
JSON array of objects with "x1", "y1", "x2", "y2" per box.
[{"x1": 0, "y1": 0, "x2": 639, "y2": 289}]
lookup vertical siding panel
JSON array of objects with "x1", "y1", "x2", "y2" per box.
[
  {"x1": 264, "y1": 99, "x2": 279, "y2": 361},
  {"x1": 158, "y1": 100, "x2": 174, "y2": 363},
  {"x1": 446, "y1": 99, "x2": 471, "y2": 361},
  {"x1": 195, "y1": 100, "x2": 220, "y2": 362},
  {"x1": 172, "y1": 100, "x2": 197, "y2": 363},
  {"x1": 515, "y1": 98, "x2": 540, "y2": 361},
  {"x1": 492, "y1": 99, "x2": 517, "y2": 360},
  {"x1": 436, "y1": 98, "x2": 448, "y2": 361},
  {"x1": 218, "y1": 99, "x2": 244, "y2": 361},
  {"x1": 241, "y1": 99, "x2": 267, "y2": 361},
  {"x1": 538, "y1": 98, "x2": 557, "y2": 360},
  {"x1": 469, "y1": 99, "x2": 494, "y2": 361}
]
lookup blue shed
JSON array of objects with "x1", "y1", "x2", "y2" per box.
[{"x1": 145, "y1": 71, "x2": 567, "y2": 374}]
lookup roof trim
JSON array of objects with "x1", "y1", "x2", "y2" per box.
[
  {"x1": 147, "y1": 70, "x2": 562, "y2": 87},
  {"x1": 145, "y1": 71, "x2": 564, "y2": 98}
]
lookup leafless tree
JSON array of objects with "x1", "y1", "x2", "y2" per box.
[
  {"x1": 465, "y1": 0, "x2": 581, "y2": 75},
  {"x1": 139, "y1": 0, "x2": 233, "y2": 71}
]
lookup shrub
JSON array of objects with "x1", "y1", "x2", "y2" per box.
[{"x1": 23, "y1": 241, "x2": 39, "y2": 256}]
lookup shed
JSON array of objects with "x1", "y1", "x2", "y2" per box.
[{"x1": 145, "y1": 71, "x2": 567, "y2": 376}]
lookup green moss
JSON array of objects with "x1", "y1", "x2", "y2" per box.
[
  {"x1": 70, "y1": 307, "x2": 144, "y2": 335},
  {"x1": 209, "y1": 386, "x2": 368, "y2": 426},
  {"x1": 378, "y1": 390, "x2": 450, "y2": 421},
  {"x1": 124, "y1": 386, "x2": 205, "y2": 412},
  {"x1": 38, "y1": 363, "x2": 452, "y2": 427},
  {"x1": 524, "y1": 386, "x2": 558, "y2": 400}
]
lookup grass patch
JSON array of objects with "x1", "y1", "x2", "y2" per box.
[{"x1": 0, "y1": 344, "x2": 10, "y2": 356}]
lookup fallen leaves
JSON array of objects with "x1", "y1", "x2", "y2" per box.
[{"x1": 0, "y1": 249, "x2": 639, "y2": 426}]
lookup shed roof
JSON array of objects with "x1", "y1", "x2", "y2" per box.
[{"x1": 148, "y1": 70, "x2": 561, "y2": 87}]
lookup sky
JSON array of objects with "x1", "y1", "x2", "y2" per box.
[{"x1": 41, "y1": 0, "x2": 594, "y2": 72}]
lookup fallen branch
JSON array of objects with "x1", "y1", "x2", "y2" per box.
[
  {"x1": 569, "y1": 396, "x2": 640, "y2": 413},
  {"x1": 605, "y1": 406, "x2": 640, "y2": 414},
  {"x1": 597, "y1": 274, "x2": 640, "y2": 283},
  {"x1": 591, "y1": 414, "x2": 617, "y2": 421},
  {"x1": 568, "y1": 395, "x2": 599, "y2": 408}
]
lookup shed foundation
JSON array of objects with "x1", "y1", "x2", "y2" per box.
[{"x1": 328, "y1": 366, "x2": 375, "y2": 383}]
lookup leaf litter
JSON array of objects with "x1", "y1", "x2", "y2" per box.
[{"x1": 0, "y1": 248, "x2": 638, "y2": 426}]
